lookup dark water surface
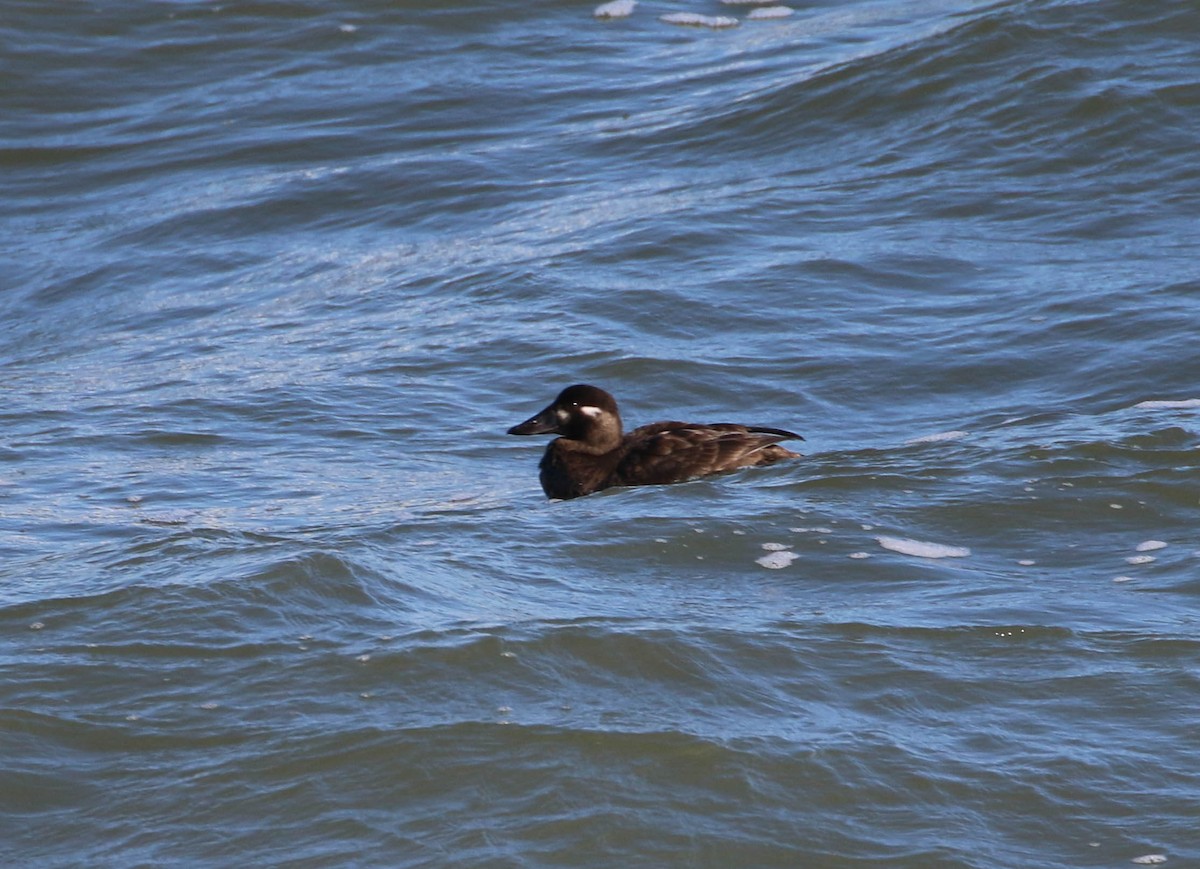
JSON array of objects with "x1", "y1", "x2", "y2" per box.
[{"x1": 3, "y1": 0, "x2": 1199, "y2": 865}]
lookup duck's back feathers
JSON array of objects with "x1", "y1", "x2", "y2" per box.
[{"x1": 612, "y1": 422, "x2": 801, "y2": 488}]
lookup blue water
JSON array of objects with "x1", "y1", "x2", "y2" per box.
[{"x1": 3, "y1": 0, "x2": 1199, "y2": 865}]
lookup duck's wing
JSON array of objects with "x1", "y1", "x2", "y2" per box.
[{"x1": 614, "y1": 422, "x2": 802, "y2": 487}]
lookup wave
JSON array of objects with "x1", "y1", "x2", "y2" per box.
[{"x1": 611, "y1": 0, "x2": 1199, "y2": 197}]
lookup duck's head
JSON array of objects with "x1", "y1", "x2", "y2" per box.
[{"x1": 507, "y1": 384, "x2": 623, "y2": 450}]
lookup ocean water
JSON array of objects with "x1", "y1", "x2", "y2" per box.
[{"x1": 2, "y1": 0, "x2": 1199, "y2": 865}]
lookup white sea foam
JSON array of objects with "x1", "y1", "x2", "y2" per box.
[
  {"x1": 595, "y1": 1, "x2": 636, "y2": 19},
  {"x1": 1133, "y1": 398, "x2": 1200, "y2": 409},
  {"x1": 877, "y1": 536, "x2": 971, "y2": 559},
  {"x1": 1135, "y1": 540, "x2": 1168, "y2": 552},
  {"x1": 761, "y1": 541, "x2": 790, "y2": 551},
  {"x1": 906, "y1": 430, "x2": 968, "y2": 445},
  {"x1": 660, "y1": 12, "x2": 739, "y2": 27},
  {"x1": 756, "y1": 550, "x2": 798, "y2": 569},
  {"x1": 1131, "y1": 856, "x2": 1167, "y2": 866},
  {"x1": 719, "y1": 0, "x2": 772, "y2": 4},
  {"x1": 848, "y1": 552, "x2": 871, "y2": 559},
  {"x1": 747, "y1": 6, "x2": 795, "y2": 18},
  {"x1": 1125, "y1": 555, "x2": 1156, "y2": 565},
  {"x1": 1112, "y1": 576, "x2": 1134, "y2": 583}
]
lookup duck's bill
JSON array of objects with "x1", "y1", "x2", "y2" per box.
[{"x1": 507, "y1": 405, "x2": 559, "y2": 436}]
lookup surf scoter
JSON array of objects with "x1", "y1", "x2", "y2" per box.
[{"x1": 507, "y1": 384, "x2": 803, "y2": 500}]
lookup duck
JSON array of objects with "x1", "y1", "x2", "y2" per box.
[{"x1": 507, "y1": 384, "x2": 803, "y2": 500}]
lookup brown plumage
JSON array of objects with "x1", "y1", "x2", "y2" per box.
[{"x1": 507, "y1": 384, "x2": 803, "y2": 500}]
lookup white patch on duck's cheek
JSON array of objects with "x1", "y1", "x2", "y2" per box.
[
  {"x1": 578, "y1": 406, "x2": 603, "y2": 418},
  {"x1": 555, "y1": 409, "x2": 570, "y2": 425}
]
